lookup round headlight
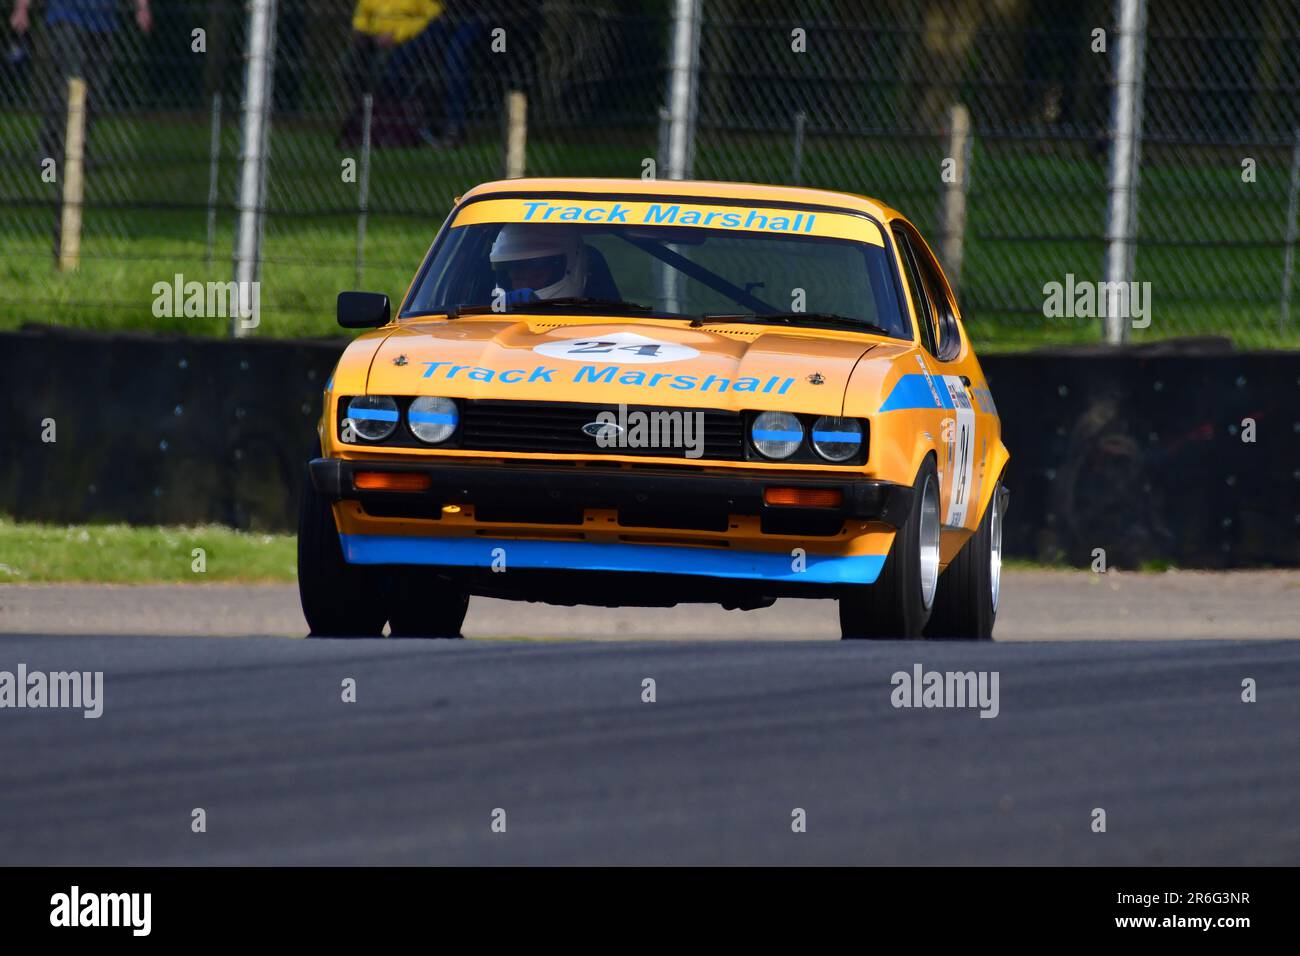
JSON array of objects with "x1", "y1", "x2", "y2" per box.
[
  {"x1": 344, "y1": 395, "x2": 398, "y2": 442},
  {"x1": 751, "y1": 411, "x2": 803, "y2": 459},
  {"x1": 408, "y1": 396, "x2": 458, "y2": 444},
  {"x1": 811, "y1": 416, "x2": 863, "y2": 462}
]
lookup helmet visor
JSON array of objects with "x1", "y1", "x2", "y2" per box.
[{"x1": 501, "y1": 253, "x2": 568, "y2": 292}]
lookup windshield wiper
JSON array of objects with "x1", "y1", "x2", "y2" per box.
[
  {"x1": 503, "y1": 296, "x2": 654, "y2": 313},
  {"x1": 690, "y1": 312, "x2": 895, "y2": 337},
  {"x1": 402, "y1": 305, "x2": 485, "y2": 319},
  {"x1": 405, "y1": 298, "x2": 653, "y2": 319}
]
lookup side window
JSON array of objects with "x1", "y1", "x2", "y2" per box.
[
  {"x1": 893, "y1": 229, "x2": 938, "y2": 355},
  {"x1": 916, "y1": 249, "x2": 961, "y2": 362}
]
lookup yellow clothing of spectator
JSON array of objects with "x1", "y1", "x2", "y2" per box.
[{"x1": 352, "y1": 0, "x2": 443, "y2": 45}]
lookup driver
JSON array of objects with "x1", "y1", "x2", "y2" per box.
[{"x1": 489, "y1": 223, "x2": 587, "y2": 305}]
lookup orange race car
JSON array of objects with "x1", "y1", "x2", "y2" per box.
[{"x1": 300, "y1": 178, "x2": 1009, "y2": 640}]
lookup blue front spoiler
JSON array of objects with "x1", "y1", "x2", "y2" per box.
[{"x1": 340, "y1": 534, "x2": 886, "y2": 585}]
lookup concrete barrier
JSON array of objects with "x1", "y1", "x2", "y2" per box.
[
  {"x1": 0, "y1": 326, "x2": 343, "y2": 531},
  {"x1": 983, "y1": 339, "x2": 1299, "y2": 567}
]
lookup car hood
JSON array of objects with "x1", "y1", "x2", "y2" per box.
[{"x1": 364, "y1": 317, "x2": 891, "y2": 415}]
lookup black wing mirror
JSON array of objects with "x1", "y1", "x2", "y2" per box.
[{"x1": 337, "y1": 291, "x2": 390, "y2": 329}]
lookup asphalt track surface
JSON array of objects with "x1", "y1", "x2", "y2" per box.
[{"x1": 1, "y1": 570, "x2": 1298, "y2": 865}]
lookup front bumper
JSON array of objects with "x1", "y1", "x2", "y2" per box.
[
  {"x1": 312, "y1": 458, "x2": 910, "y2": 589},
  {"x1": 310, "y1": 457, "x2": 913, "y2": 528}
]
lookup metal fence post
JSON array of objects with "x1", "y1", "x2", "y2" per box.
[
  {"x1": 1102, "y1": 0, "x2": 1148, "y2": 344},
  {"x1": 355, "y1": 93, "x2": 373, "y2": 288},
  {"x1": 664, "y1": 0, "x2": 701, "y2": 181},
  {"x1": 1280, "y1": 128, "x2": 1300, "y2": 333},
  {"x1": 656, "y1": 106, "x2": 671, "y2": 176},
  {"x1": 939, "y1": 103, "x2": 972, "y2": 296},
  {"x1": 657, "y1": 0, "x2": 701, "y2": 313},
  {"x1": 232, "y1": 0, "x2": 277, "y2": 337},
  {"x1": 205, "y1": 92, "x2": 223, "y2": 269},
  {"x1": 791, "y1": 111, "x2": 806, "y2": 185}
]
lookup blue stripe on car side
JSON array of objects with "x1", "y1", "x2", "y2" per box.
[
  {"x1": 339, "y1": 534, "x2": 886, "y2": 585},
  {"x1": 879, "y1": 373, "x2": 953, "y2": 412}
]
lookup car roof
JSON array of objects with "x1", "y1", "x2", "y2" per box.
[{"x1": 460, "y1": 177, "x2": 903, "y2": 222}]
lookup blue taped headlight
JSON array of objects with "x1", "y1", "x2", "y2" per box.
[
  {"x1": 345, "y1": 395, "x2": 398, "y2": 441},
  {"x1": 408, "y1": 396, "x2": 458, "y2": 444},
  {"x1": 811, "y1": 416, "x2": 863, "y2": 462},
  {"x1": 751, "y1": 411, "x2": 803, "y2": 459}
]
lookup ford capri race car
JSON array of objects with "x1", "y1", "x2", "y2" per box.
[{"x1": 300, "y1": 178, "x2": 1009, "y2": 640}]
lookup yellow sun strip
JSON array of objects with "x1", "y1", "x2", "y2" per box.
[{"x1": 452, "y1": 197, "x2": 884, "y2": 246}]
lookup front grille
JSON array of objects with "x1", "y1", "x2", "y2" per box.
[{"x1": 460, "y1": 399, "x2": 744, "y2": 461}]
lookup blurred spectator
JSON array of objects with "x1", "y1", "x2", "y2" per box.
[
  {"x1": 9, "y1": 0, "x2": 152, "y2": 160},
  {"x1": 339, "y1": 0, "x2": 442, "y2": 148},
  {"x1": 385, "y1": 1, "x2": 483, "y2": 146},
  {"x1": 340, "y1": 0, "x2": 483, "y2": 149},
  {"x1": 9, "y1": 0, "x2": 151, "y2": 254}
]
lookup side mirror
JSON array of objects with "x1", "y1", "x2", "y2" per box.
[{"x1": 337, "y1": 291, "x2": 390, "y2": 329}]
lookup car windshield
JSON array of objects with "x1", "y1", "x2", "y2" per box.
[{"x1": 402, "y1": 197, "x2": 909, "y2": 339}]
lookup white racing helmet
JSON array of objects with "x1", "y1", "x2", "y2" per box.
[{"x1": 489, "y1": 223, "x2": 587, "y2": 299}]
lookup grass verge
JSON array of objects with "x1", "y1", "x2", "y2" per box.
[{"x1": 0, "y1": 516, "x2": 296, "y2": 583}]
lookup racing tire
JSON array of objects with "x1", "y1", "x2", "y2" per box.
[
  {"x1": 298, "y1": 459, "x2": 387, "y2": 638},
  {"x1": 386, "y1": 569, "x2": 470, "y2": 639},
  {"x1": 839, "y1": 456, "x2": 940, "y2": 640},
  {"x1": 924, "y1": 482, "x2": 1006, "y2": 641}
]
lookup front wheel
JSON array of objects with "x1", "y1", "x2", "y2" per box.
[
  {"x1": 297, "y1": 461, "x2": 387, "y2": 638},
  {"x1": 924, "y1": 482, "x2": 1006, "y2": 640},
  {"x1": 839, "y1": 457, "x2": 940, "y2": 639}
]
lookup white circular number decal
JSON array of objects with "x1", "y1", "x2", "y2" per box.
[{"x1": 534, "y1": 332, "x2": 699, "y2": 364}]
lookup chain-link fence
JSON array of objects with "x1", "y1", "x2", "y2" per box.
[{"x1": 0, "y1": 0, "x2": 1296, "y2": 347}]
